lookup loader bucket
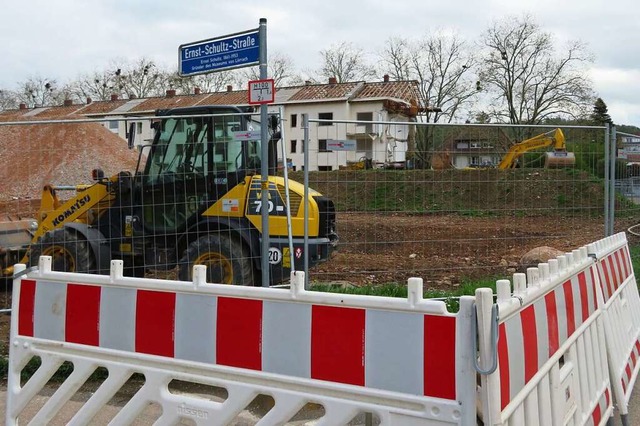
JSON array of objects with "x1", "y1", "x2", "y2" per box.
[
  {"x1": 0, "y1": 218, "x2": 36, "y2": 276},
  {"x1": 544, "y1": 151, "x2": 576, "y2": 168}
]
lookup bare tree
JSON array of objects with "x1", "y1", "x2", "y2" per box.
[
  {"x1": 380, "y1": 34, "x2": 477, "y2": 167},
  {"x1": 0, "y1": 89, "x2": 18, "y2": 111},
  {"x1": 15, "y1": 76, "x2": 64, "y2": 107},
  {"x1": 479, "y1": 15, "x2": 594, "y2": 128},
  {"x1": 70, "y1": 70, "x2": 119, "y2": 101},
  {"x1": 239, "y1": 51, "x2": 298, "y2": 87},
  {"x1": 381, "y1": 34, "x2": 476, "y2": 123},
  {"x1": 170, "y1": 70, "x2": 236, "y2": 95},
  {"x1": 380, "y1": 37, "x2": 412, "y2": 81},
  {"x1": 109, "y1": 58, "x2": 168, "y2": 98},
  {"x1": 317, "y1": 42, "x2": 377, "y2": 82}
]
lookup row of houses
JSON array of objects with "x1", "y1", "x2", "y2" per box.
[{"x1": 0, "y1": 76, "x2": 428, "y2": 171}]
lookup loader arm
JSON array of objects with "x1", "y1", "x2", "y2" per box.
[
  {"x1": 498, "y1": 128, "x2": 565, "y2": 170},
  {"x1": 20, "y1": 175, "x2": 118, "y2": 263}
]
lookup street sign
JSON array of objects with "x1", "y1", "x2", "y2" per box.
[
  {"x1": 248, "y1": 79, "x2": 275, "y2": 104},
  {"x1": 232, "y1": 130, "x2": 262, "y2": 141},
  {"x1": 327, "y1": 139, "x2": 357, "y2": 151},
  {"x1": 178, "y1": 29, "x2": 259, "y2": 76}
]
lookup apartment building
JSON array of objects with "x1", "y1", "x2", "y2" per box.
[{"x1": 0, "y1": 76, "x2": 423, "y2": 171}]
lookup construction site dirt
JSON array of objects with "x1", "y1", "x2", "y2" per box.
[{"x1": 2, "y1": 194, "x2": 636, "y2": 290}]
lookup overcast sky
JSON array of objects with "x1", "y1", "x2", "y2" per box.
[{"x1": 1, "y1": 0, "x2": 639, "y2": 126}]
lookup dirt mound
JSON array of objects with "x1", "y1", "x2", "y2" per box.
[{"x1": 0, "y1": 119, "x2": 139, "y2": 201}]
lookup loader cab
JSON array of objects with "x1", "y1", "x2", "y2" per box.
[{"x1": 138, "y1": 106, "x2": 265, "y2": 233}]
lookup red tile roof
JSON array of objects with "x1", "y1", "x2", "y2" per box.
[
  {"x1": 200, "y1": 90, "x2": 250, "y2": 106},
  {"x1": 81, "y1": 99, "x2": 129, "y2": 115},
  {"x1": 0, "y1": 79, "x2": 420, "y2": 119},
  {"x1": 130, "y1": 93, "x2": 211, "y2": 112},
  {"x1": 352, "y1": 81, "x2": 420, "y2": 104},
  {"x1": 288, "y1": 82, "x2": 362, "y2": 102},
  {"x1": 21, "y1": 105, "x2": 85, "y2": 119}
]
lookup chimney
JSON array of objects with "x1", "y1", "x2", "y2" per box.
[
  {"x1": 194, "y1": 87, "x2": 201, "y2": 95},
  {"x1": 166, "y1": 89, "x2": 176, "y2": 98},
  {"x1": 63, "y1": 99, "x2": 73, "y2": 107},
  {"x1": 305, "y1": 80, "x2": 312, "y2": 86},
  {"x1": 86, "y1": 97, "x2": 92, "y2": 105},
  {"x1": 328, "y1": 77, "x2": 337, "y2": 85},
  {"x1": 110, "y1": 94, "x2": 119, "y2": 101},
  {"x1": 129, "y1": 93, "x2": 136, "y2": 100},
  {"x1": 19, "y1": 103, "x2": 27, "y2": 110},
  {"x1": 226, "y1": 85, "x2": 233, "y2": 92},
  {"x1": 383, "y1": 74, "x2": 390, "y2": 82}
]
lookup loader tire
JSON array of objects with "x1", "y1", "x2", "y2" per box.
[
  {"x1": 178, "y1": 234, "x2": 256, "y2": 286},
  {"x1": 30, "y1": 228, "x2": 95, "y2": 273}
]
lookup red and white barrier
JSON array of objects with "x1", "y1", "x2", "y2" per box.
[
  {"x1": 589, "y1": 232, "x2": 640, "y2": 423},
  {"x1": 477, "y1": 247, "x2": 613, "y2": 425},
  {"x1": 7, "y1": 233, "x2": 638, "y2": 425},
  {"x1": 7, "y1": 256, "x2": 476, "y2": 425}
]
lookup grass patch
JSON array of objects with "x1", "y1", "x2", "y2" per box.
[
  {"x1": 310, "y1": 277, "x2": 499, "y2": 312},
  {"x1": 630, "y1": 245, "x2": 640, "y2": 276}
]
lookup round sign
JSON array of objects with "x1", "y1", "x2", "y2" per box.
[{"x1": 268, "y1": 247, "x2": 282, "y2": 264}]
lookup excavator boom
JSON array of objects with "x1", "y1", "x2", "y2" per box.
[{"x1": 498, "y1": 128, "x2": 570, "y2": 169}]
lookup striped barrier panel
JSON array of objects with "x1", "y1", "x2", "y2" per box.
[
  {"x1": 6, "y1": 256, "x2": 477, "y2": 425},
  {"x1": 588, "y1": 232, "x2": 640, "y2": 423},
  {"x1": 476, "y1": 247, "x2": 613, "y2": 425}
]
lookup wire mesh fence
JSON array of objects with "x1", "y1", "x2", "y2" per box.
[
  {"x1": 300, "y1": 119, "x2": 639, "y2": 287},
  {"x1": 2, "y1": 104, "x2": 639, "y2": 420},
  {"x1": 0, "y1": 109, "x2": 339, "y2": 296},
  {"x1": 0, "y1": 112, "x2": 638, "y2": 307}
]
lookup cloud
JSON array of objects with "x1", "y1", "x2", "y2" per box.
[{"x1": 1, "y1": 0, "x2": 639, "y2": 126}]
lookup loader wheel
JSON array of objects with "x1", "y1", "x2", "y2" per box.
[
  {"x1": 178, "y1": 234, "x2": 256, "y2": 286},
  {"x1": 30, "y1": 229, "x2": 95, "y2": 273}
]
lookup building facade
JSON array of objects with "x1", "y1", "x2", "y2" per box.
[{"x1": 0, "y1": 77, "x2": 422, "y2": 172}]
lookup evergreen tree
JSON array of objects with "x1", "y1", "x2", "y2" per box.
[{"x1": 590, "y1": 98, "x2": 613, "y2": 125}]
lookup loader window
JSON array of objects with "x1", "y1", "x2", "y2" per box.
[{"x1": 146, "y1": 117, "x2": 209, "y2": 183}]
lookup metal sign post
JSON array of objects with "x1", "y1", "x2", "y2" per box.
[
  {"x1": 179, "y1": 19, "x2": 272, "y2": 287},
  {"x1": 258, "y1": 18, "x2": 270, "y2": 288}
]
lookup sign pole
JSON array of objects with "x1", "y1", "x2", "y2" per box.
[{"x1": 259, "y1": 18, "x2": 270, "y2": 287}]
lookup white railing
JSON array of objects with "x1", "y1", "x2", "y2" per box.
[{"x1": 6, "y1": 232, "x2": 639, "y2": 425}]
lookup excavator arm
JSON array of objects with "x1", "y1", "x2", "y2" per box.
[{"x1": 498, "y1": 128, "x2": 566, "y2": 170}]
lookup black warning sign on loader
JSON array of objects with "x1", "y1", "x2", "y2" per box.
[{"x1": 246, "y1": 181, "x2": 287, "y2": 216}]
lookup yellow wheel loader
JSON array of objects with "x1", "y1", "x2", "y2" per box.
[{"x1": 1, "y1": 106, "x2": 338, "y2": 285}]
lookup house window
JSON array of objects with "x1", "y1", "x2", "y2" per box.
[
  {"x1": 470, "y1": 142, "x2": 481, "y2": 149},
  {"x1": 356, "y1": 112, "x2": 374, "y2": 133},
  {"x1": 301, "y1": 140, "x2": 305, "y2": 153},
  {"x1": 456, "y1": 142, "x2": 469, "y2": 150},
  {"x1": 357, "y1": 139, "x2": 372, "y2": 153},
  {"x1": 318, "y1": 166, "x2": 333, "y2": 171},
  {"x1": 290, "y1": 140, "x2": 297, "y2": 153},
  {"x1": 318, "y1": 112, "x2": 333, "y2": 125},
  {"x1": 108, "y1": 120, "x2": 118, "y2": 131},
  {"x1": 136, "y1": 122, "x2": 143, "y2": 133},
  {"x1": 470, "y1": 156, "x2": 480, "y2": 166},
  {"x1": 290, "y1": 114, "x2": 297, "y2": 128},
  {"x1": 319, "y1": 139, "x2": 329, "y2": 152}
]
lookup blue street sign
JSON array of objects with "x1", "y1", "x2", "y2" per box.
[{"x1": 178, "y1": 29, "x2": 259, "y2": 76}]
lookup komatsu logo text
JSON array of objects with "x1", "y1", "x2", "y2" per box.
[{"x1": 52, "y1": 195, "x2": 91, "y2": 226}]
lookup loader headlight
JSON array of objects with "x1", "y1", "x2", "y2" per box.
[{"x1": 29, "y1": 221, "x2": 38, "y2": 231}]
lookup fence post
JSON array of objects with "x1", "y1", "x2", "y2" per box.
[
  {"x1": 302, "y1": 113, "x2": 309, "y2": 289},
  {"x1": 604, "y1": 122, "x2": 611, "y2": 236},
  {"x1": 609, "y1": 125, "x2": 617, "y2": 236}
]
